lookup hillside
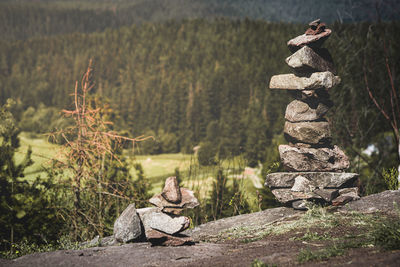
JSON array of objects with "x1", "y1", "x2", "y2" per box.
[
  {"x1": 1, "y1": 19, "x2": 399, "y2": 178},
  {"x1": 1, "y1": 0, "x2": 399, "y2": 40}
]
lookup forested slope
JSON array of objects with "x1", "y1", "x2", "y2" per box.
[
  {"x1": 1, "y1": 19, "x2": 399, "y2": 177},
  {"x1": 1, "y1": 0, "x2": 399, "y2": 40}
]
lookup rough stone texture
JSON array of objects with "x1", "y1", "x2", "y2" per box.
[
  {"x1": 99, "y1": 236, "x2": 119, "y2": 247},
  {"x1": 290, "y1": 175, "x2": 315, "y2": 192},
  {"x1": 291, "y1": 199, "x2": 308, "y2": 210},
  {"x1": 149, "y1": 188, "x2": 199, "y2": 210},
  {"x1": 269, "y1": 71, "x2": 340, "y2": 90},
  {"x1": 162, "y1": 207, "x2": 184, "y2": 215},
  {"x1": 140, "y1": 209, "x2": 190, "y2": 235},
  {"x1": 146, "y1": 229, "x2": 194, "y2": 246},
  {"x1": 332, "y1": 195, "x2": 354, "y2": 206},
  {"x1": 289, "y1": 87, "x2": 330, "y2": 101},
  {"x1": 265, "y1": 172, "x2": 359, "y2": 189},
  {"x1": 284, "y1": 121, "x2": 331, "y2": 145},
  {"x1": 184, "y1": 207, "x2": 301, "y2": 241},
  {"x1": 313, "y1": 188, "x2": 339, "y2": 202},
  {"x1": 113, "y1": 203, "x2": 142, "y2": 243},
  {"x1": 287, "y1": 28, "x2": 332, "y2": 52},
  {"x1": 285, "y1": 98, "x2": 332, "y2": 122},
  {"x1": 338, "y1": 187, "x2": 360, "y2": 200},
  {"x1": 271, "y1": 188, "x2": 320, "y2": 203},
  {"x1": 7, "y1": 191, "x2": 400, "y2": 267},
  {"x1": 305, "y1": 22, "x2": 326, "y2": 35},
  {"x1": 309, "y1": 18, "x2": 320, "y2": 27},
  {"x1": 161, "y1": 176, "x2": 182, "y2": 204},
  {"x1": 279, "y1": 144, "x2": 350, "y2": 172},
  {"x1": 340, "y1": 190, "x2": 400, "y2": 215},
  {"x1": 286, "y1": 46, "x2": 335, "y2": 74}
]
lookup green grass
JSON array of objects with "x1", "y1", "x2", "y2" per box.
[
  {"x1": 15, "y1": 132, "x2": 262, "y2": 210},
  {"x1": 16, "y1": 132, "x2": 60, "y2": 181}
]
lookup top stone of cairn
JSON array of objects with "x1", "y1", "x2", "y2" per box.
[{"x1": 287, "y1": 19, "x2": 331, "y2": 52}]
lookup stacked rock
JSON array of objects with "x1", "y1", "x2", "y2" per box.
[
  {"x1": 113, "y1": 176, "x2": 199, "y2": 246},
  {"x1": 143, "y1": 176, "x2": 199, "y2": 245},
  {"x1": 265, "y1": 19, "x2": 360, "y2": 209}
]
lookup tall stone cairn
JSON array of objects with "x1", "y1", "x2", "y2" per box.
[{"x1": 265, "y1": 19, "x2": 360, "y2": 210}]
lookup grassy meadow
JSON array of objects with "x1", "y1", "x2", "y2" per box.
[{"x1": 15, "y1": 132, "x2": 262, "y2": 208}]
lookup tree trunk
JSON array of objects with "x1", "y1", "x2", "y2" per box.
[{"x1": 398, "y1": 144, "x2": 400, "y2": 190}]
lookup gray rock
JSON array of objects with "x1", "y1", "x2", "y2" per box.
[
  {"x1": 338, "y1": 187, "x2": 360, "y2": 200},
  {"x1": 332, "y1": 195, "x2": 354, "y2": 206},
  {"x1": 140, "y1": 209, "x2": 190, "y2": 235},
  {"x1": 313, "y1": 188, "x2": 339, "y2": 202},
  {"x1": 284, "y1": 121, "x2": 331, "y2": 145},
  {"x1": 185, "y1": 207, "x2": 301, "y2": 241},
  {"x1": 161, "y1": 176, "x2": 182, "y2": 203},
  {"x1": 79, "y1": 235, "x2": 100, "y2": 248},
  {"x1": 340, "y1": 190, "x2": 400, "y2": 215},
  {"x1": 149, "y1": 188, "x2": 199, "y2": 210},
  {"x1": 113, "y1": 203, "x2": 142, "y2": 243},
  {"x1": 285, "y1": 98, "x2": 332, "y2": 122},
  {"x1": 287, "y1": 28, "x2": 332, "y2": 52},
  {"x1": 269, "y1": 71, "x2": 340, "y2": 90},
  {"x1": 265, "y1": 172, "x2": 359, "y2": 189},
  {"x1": 289, "y1": 88, "x2": 331, "y2": 101},
  {"x1": 279, "y1": 145, "x2": 350, "y2": 172},
  {"x1": 291, "y1": 200, "x2": 308, "y2": 210},
  {"x1": 286, "y1": 46, "x2": 335, "y2": 74},
  {"x1": 99, "y1": 236, "x2": 119, "y2": 247},
  {"x1": 146, "y1": 229, "x2": 193, "y2": 246},
  {"x1": 271, "y1": 188, "x2": 320, "y2": 203},
  {"x1": 290, "y1": 175, "x2": 315, "y2": 192}
]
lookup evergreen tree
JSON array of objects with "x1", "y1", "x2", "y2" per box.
[{"x1": 0, "y1": 99, "x2": 62, "y2": 252}]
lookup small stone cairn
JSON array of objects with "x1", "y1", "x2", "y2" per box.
[
  {"x1": 113, "y1": 176, "x2": 199, "y2": 246},
  {"x1": 265, "y1": 19, "x2": 360, "y2": 210}
]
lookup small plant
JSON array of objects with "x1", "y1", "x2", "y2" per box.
[
  {"x1": 297, "y1": 245, "x2": 345, "y2": 263},
  {"x1": 372, "y1": 215, "x2": 400, "y2": 250},
  {"x1": 382, "y1": 167, "x2": 399, "y2": 190},
  {"x1": 0, "y1": 239, "x2": 54, "y2": 259},
  {"x1": 292, "y1": 230, "x2": 333, "y2": 241},
  {"x1": 251, "y1": 259, "x2": 276, "y2": 267}
]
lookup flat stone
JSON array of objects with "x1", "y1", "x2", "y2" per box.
[
  {"x1": 291, "y1": 175, "x2": 315, "y2": 192},
  {"x1": 287, "y1": 28, "x2": 332, "y2": 52},
  {"x1": 332, "y1": 195, "x2": 353, "y2": 206},
  {"x1": 289, "y1": 88, "x2": 330, "y2": 101},
  {"x1": 291, "y1": 199, "x2": 308, "y2": 210},
  {"x1": 305, "y1": 22, "x2": 326, "y2": 35},
  {"x1": 265, "y1": 172, "x2": 359, "y2": 189},
  {"x1": 271, "y1": 188, "x2": 320, "y2": 203},
  {"x1": 185, "y1": 207, "x2": 301, "y2": 242},
  {"x1": 285, "y1": 98, "x2": 332, "y2": 122},
  {"x1": 146, "y1": 229, "x2": 194, "y2": 246},
  {"x1": 284, "y1": 121, "x2": 331, "y2": 145},
  {"x1": 162, "y1": 207, "x2": 184, "y2": 215},
  {"x1": 113, "y1": 203, "x2": 142, "y2": 243},
  {"x1": 338, "y1": 187, "x2": 360, "y2": 200},
  {"x1": 279, "y1": 145, "x2": 350, "y2": 172},
  {"x1": 161, "y1": 176, "x2": 182, "y2": 203},
  {"x1": 139, "y1": 209, "x2": 190, "y2": 235},
  {"x1": 313, "y1": 188, "x2": 339, "y2": 202},
  {"x1": 286, "y1": 46, "x2": 335, "y2": 74},
  {"x1": 339, "y1": 190, "x2": 400, "y2": 215},
  {"x1": 149, "y1": 188, "x2": 199, "y2": 210},
  {"x1": 99, "y1": 236, "x2": 119, "y2": 247},
  {"x1": 309, "y1": 19, "x2": 321, "y2": 27},
  {"x1": 269, "y1": 71, "x2": 340, "y2": 90}
]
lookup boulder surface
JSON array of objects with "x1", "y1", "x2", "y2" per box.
[{"x1": 113, "y1": 204, "x2": 142, "y2": 243}]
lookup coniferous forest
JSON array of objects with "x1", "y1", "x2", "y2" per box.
[{"x1": 0, "y1": 0, "x2": 399, "y2": 258}]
